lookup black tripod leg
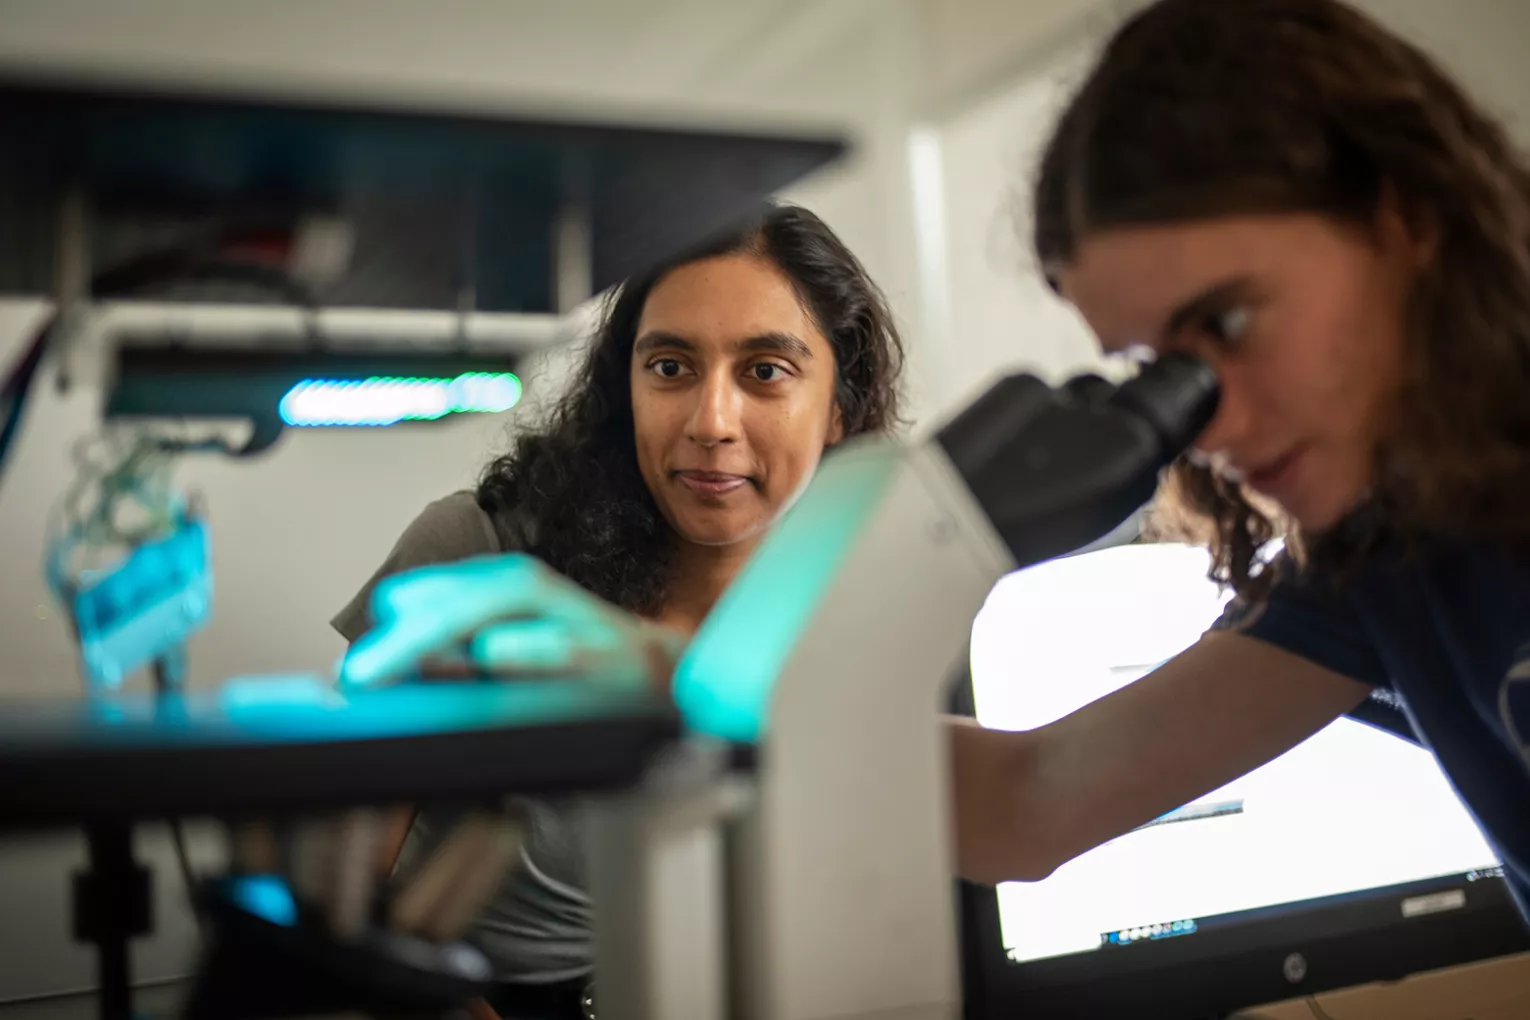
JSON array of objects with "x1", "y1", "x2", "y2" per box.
[{"x1": 76, "y1": 824, "x2": 152, "y2": 1020}]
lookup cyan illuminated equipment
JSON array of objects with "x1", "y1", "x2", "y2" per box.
[
  {"x1": 103, "y1": 341, "x2": 526, "y2": 454},
  {"x1": 47, "y1": 511, "x2": 213, "y2": 692}
]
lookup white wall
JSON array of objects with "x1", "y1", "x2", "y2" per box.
[
  {"x1": 918, "y1": 0, "x2": 1114, "y2": 117},
  {"x1": 931, "y1": 41, "x2": 1110, "y2": 417}
]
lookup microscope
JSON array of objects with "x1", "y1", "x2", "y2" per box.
[
  {"x1": 616, "y1": 352, "x2": 1218, "y2": 1020},
  {"x1": 0, "y1": 71, "x2": 1217, "y2": 1020}
]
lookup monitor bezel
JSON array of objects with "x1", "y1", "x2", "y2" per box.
[{"x1": 948, "y1": 671, "x2": 1530, "y2": 1020}]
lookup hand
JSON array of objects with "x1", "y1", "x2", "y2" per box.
[{"x1": 338, "y1": 553, "x2": 685, "y2": 695}]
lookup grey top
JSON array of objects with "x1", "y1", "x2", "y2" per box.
[{"x1": 332, "y1": 491, "x2": 594, "y2": 985}]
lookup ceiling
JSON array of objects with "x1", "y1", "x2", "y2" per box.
[{"x1": 0, "y1": 0, "x2": 898, "y2": 128}]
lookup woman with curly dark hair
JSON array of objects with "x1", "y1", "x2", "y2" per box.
[
  {"x1": 469, "y1": 204, "x2": 904, "y2": 625},
  {"x1": 332, "y1": 202, "x2": 904, "y2": 1012}
]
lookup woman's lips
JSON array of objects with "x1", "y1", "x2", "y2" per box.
[
  {"x1": 675, "y1": 470, "x2": 750, "y2": 497},
  {"x1": 1244, "y1": 446, "x2": 1306, "y2": 498}
]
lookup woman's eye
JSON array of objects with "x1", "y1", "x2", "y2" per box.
[
  {"x1": 650, "y1": 358, "x2": 686, "y2": 379},
  {"x1": 1204, "y1": 306, "x2": 1251, "y2": 345},
  {"x1": 750, "y1": 363, "x2": 787, "y2": 383}
]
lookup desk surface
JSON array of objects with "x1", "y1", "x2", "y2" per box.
[
  {"x1": 0, "y1": 678, "x2": 680, "y2": 827},
  {"x1": 1250, "y1": 950, "x2": 1530, "y2": 1020}
]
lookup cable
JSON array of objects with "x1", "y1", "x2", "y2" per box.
[
  {"x1": 0, "y1": 312, "x2": 60, "y2": 494},
  {"x1": 169, "y1": 820, "x2": 206, "y2": 941},
  {"x1": 1306, "y1": 995, "x2": 1342, "y2": 1020},
  {"x1": 152, "y1": 647, "x2": 205, "y2": 942}
]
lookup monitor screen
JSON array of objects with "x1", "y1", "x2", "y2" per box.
[{"x1": 968, "y1": 542, "x2": 1504, "y2": 968}]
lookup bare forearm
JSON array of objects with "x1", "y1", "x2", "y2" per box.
[
  {"x1": 947, "y1": 717, "x2": 1055, "y2": 884},
  {"x1": 945, "y1": 632, "x2": 1371, "y2": 886}
]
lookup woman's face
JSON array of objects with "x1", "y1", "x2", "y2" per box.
[
  {"x1": 631, "y1": 252, "x2": 844, "y2": 549},
  {"x1": 1058, "y1": 210, "x2": 1423, "y2": 532}
]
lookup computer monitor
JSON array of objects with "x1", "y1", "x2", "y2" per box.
[{"x1": 956, "y1": 542, "x2": 1530, "y2": 1019}]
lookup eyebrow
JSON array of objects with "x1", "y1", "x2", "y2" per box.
[
  {"x1": 1159, "y1": 277, "x2": 1254, "y2": 343},
  {"x1": 740, "y1": 331, "x2": 815, "y2": 360},
  {"x1": 633, "y1": 331, "x2": 695, "y2": 356},
  {"x1": 633, "y1": 330, "x2": 815, "y2": 359}
]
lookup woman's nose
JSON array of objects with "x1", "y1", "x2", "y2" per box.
[
  {"x1": 686, "y1": 373, "x2": 743, "y2": 447},
  {"x1": 1188, "y1": 368, "x2": 1251, "y2": 467}
]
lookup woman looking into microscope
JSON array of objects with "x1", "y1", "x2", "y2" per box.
[{"x1": 948, "y1": 0, "x2": 1530, "y2": 920}]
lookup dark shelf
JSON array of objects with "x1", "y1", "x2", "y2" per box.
[{"x1": 0, "y1": 75, "x2": 847, "y2": 312}]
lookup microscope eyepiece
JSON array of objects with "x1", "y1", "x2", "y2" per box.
[
  {"x1": 1106, "y1": 353, "x2": 1220, "y2": 456},
  {"x1": 935, "y1": 353, "x2": 1221, "y2": 572},
  {"x1": 1062, "y1": 372, "x2": 1116, "y2": 407}
]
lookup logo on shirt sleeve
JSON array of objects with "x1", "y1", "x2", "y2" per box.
[{"x1": 1501, "y1": 644, "x2": 1530, "y2": 772}]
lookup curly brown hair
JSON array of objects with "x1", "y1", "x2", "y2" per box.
[
  {"x1": 477, "y1": 203, "x2": 906, "y2": 615},
  {"x1": 1033, "y1": 0, "x2": 1530, "y2": 600}
]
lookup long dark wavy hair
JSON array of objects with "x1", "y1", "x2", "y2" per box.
[
  {"x1": 1034, "y1": 0, "x2": 1530, "y2": 600},
  {"x1": 476, "y1": 204, "x2": 906, "y2": 615}
]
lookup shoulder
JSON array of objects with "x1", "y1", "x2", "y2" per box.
[
  {"x1": 392, "y1": 490, "x2": 502, "y2": 564},
  {"x1": 331, "y1": 490, "x2": 506, "y2": 642},
  {"x1": 1209, "y1": 551, "x2": 1389, "y2": 688},
  {"x1": 1211, "y1": 552, "x2": 1348, "y2": 639},
  {"x1": 1213, "y1": 552, "x2": 1339, "y2": 627}
]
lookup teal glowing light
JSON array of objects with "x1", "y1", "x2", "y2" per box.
[
  {"x1": 227, "y1": 875, "x2": 298, "y2": 926},
  {"x1": 673, "y1": 441, "x2": 902, "y2": 743},
  {"x1": 64, "y1": 674, "x2": 661, "y2": 743},
  {"x1": 279, "y1": 372, "x2": 522, "y2": 427}
]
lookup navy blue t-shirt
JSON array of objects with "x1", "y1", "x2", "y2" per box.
[{"x1": 1215, "y1": 541, "x2": 1530, "y2": 920}]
